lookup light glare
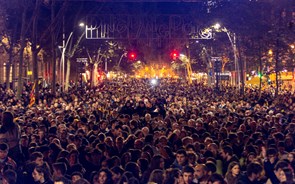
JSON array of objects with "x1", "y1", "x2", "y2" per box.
[{"x1": 151, "y1": 79, "x2": 157, "y2": 85}]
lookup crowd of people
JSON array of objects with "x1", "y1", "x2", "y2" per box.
[{"x1": 0, "y1": 78, "x2": 294, "y2": 184}]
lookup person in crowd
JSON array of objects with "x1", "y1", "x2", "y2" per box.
[
  {"x1": 111, "y1": 166, "x2": 124, "y2": 184},
  {"x1": 236, "y1": 162, "x2": 264, "y2": 184},
  {"x1": 182, "y1": 165, "x2": 196, "y2": 184},
  {"x1": 73, "y1": 178, "x2": 90, "y2": 184},
  {"x1": 219, "y1": 145, "x2": 239, "y2": 175},
  {"x1": 32, "y1": 165, "x2": 54, "y2": 184},
  {"x1": 52, "y1": 162, "x2": 71, "y2": 184},
  {"x1": 163, "y1": 168, "x2": 184, "y2": 184},
  {"x1": 0, "y1": 143, "x2": 16, "y2": 171},
  {"x1": 24, "y1": 151, "x2": 51, "y2": 184},
  {"x1": 225, "y1": 161, "x2": 241, "y2": 184},
  {"x1": 265, "y1": 160, "x2": 291, "y2": 184},
  {"x1": 147, "y1": 169, "x2": 164, "y2": 184},
  {"x1": 193, "y1": 164, "x2": 209, "y2": 184},
  {"x1": 0, "y1": 111, "x2": 22, "y2": 163},
  {"x1": 263, "y1": 147, "x2": 280, "y2": 184},
  {"x1": 0, "y1": 78, "x2": 295, "y2": 184},
  {"x1": 71, "y1": 171, "x2": 83, "y2": 184},
  {"x1": 141, "y1": 154, "x2": 165, "y2": 183},
  {"x1": 171, "y1": 149, "x2": 188, "y2": 170},
  {"x1": 2, "y1": 169, "x2": 17, "y2": 184},
  {"x1": 0, "y1": 142, "x2": 17, "y2": 183},
  {"x1": 208, "y1": 173, "x2": 226, "y2": 184},
  {"x1": 94, "y1": 168, "x2": 113, "y2": 184},
  {"x1": 286, "y1": 152, "x2": 295, "y2": 171},
  {"x1": 277, "y1": 167, "x2": 294, "y2": 184}
]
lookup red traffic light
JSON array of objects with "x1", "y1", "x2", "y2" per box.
[
  {"x1": 170, "y1": 50, "x2": 179, "y2": 60},
  {"x1": 128, "y1": 51, "x2": 137, "y2": 60}
]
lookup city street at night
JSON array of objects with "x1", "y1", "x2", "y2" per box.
[{"x1": 0, "y1": 1, "x2": 294, "y2": 184}]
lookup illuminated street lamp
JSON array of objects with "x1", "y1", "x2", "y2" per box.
[
  {"x1": 213, "y1": 23, "x2": 240, "y2": 90},
  {"x1": 60, "y1": 22, "x2": 85, "y2": 91},
  {"x1": 213, "y1": 23, "x2": 221, "y2": 30},
  {"x1": 79, "y1": 22, "x2": 85, "y2": 27}
]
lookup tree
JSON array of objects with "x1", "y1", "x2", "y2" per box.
[
  {"x1": 64, "y1": 31, "x2": 85, "y2": 92},
  {"x1": 0, "y1": 0, "x2": 21, "y2": 90},
  {"x1": 23, "y1": 0, "x2": 67, "y2": 102}
]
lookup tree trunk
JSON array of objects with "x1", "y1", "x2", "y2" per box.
[
  {"x1": 65, "y1": 58, "x2": 71, "y2": 92},
  {"x1": 5, "y1": 55, "x2": 11, "y2": 90},
  {"x1": 32, "y1": 0, "x2": 41, "y2": 104},
  {"x1": 93, "y1": 63, "x2": 98, "y2": 87},
  {"x1": 32, "y1": 48, "x2": 39, "y2": 102},
  {"x1": 259, "y1": 44, "x2": 262, "y2": 98},
  {"x1": 12, "y1": 59, "x2": 15, "y2": 90},
  {"x1": 275, "y1": 35, "x2": 279, "y2": 97},
  {"x1": 51, "y1": 0, "x2": 56, "y2": 95},
  {"x1": 16, "y1": 0, "x2": 28, "y2": 98},
  {"x1": 237, "y1": 35, "x2": 244, "y2": 95}
]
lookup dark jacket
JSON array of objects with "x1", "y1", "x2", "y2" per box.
[{"x1": 236, "y1": 173, "x2": 263, "y2": 184}]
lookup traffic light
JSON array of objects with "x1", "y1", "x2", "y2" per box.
[
  {"x1": 170, "y1": 50, "x2": 179, "y2": 60},
  {"x1": 127, "y1": 51, "x2": 137, "y2": 61},
  {"x1": 258, "y1": 72, "x2": 262, "y2": 78}
]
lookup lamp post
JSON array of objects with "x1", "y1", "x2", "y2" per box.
[
  {"x1": 213, "y1": 23, "x2": 240, "y2": 91},
  {"x1": 60, "y1": 32, "x2": 73, "y2": 91},
  {"x1": 117, "y1": 52, "x2": 127, "y2": 67},
  {"x1": 59, "y1": 22, "x2": 85, "y2": 92}
]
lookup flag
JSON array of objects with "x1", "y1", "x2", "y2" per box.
[{"x1": 28, "y1": 82, "x2": 36, "y2": 107}]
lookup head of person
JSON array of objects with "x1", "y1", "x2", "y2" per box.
[
  {"x1": 274, "y1": 160, "x2": 291, "y2": 181},
  {"x1": 30, "y1": 151, "x2": 44, "y2": 166},
  {"x1": 150, "y1": 154, "x2": 165, "y2": 170},
  {"x1": 205, "y1": 161, "x2": 217, "y2": 176},
  {"x1": 187, "y1": 151, "x2": 198, "y2": 167},
  {"x1": 2, "y1": 169, "x2": 17, "y2": 184},
  {"x1": 0, "y1": 143, "x2": 9, "y2": 160},
  {"x1": 208, "y1": 173, "x2": 225, "y2": 184},
  {"x1": 32, "y1": 165, "x2": 52, "y2": 183},
  {"x1": 111, "y1": 166, "x2": 124, "y2": 183},
  {"x1": 176, "y1": 149, "x2": 187, "y2": 166},
  {"x1": 73, "y1": 178, "x2": 90, "y2": 184},
  {"x1": 182, "y1": 165, "x2": 194, "y2": 184},
  {"x1": 71, "y1": 172, "x2": 83, "y2": 183},
  {"x1": 97, "y1": 168, "x2": 113, "y2": 184},
  {"x1": 266, "y1": 148, "x2": 278, "y2": 164},
  {"x1": 277, "y1": 167, "x2": 294, "y2": 183},
  {"x1": 125, "y1": 162, "x2": 140, "y2": 179},
  {"x1": 220, "y1": 145, "x2": 233, "y2": 160},
  {"x1": 194, "y1": 164, "x2": 208, "y2": 181},
  {"x1": 287, "y1": 152, "x2": 294, "y2": 163},
  {"x1": 226, "y1": 161, "x2": 240, "y2": 177},
  {"x1": 114, "y1": 125, "x2": 123, "y2": 136},
  {"x1": 148, "y1": 169, "x2": 164, "y2": 184},
  {"x1": 163, "y1": 168, "x2": 183, "y2": 184},
  {"x1": 246, "y1": 162, "x2": 263, "y2": 182},
  {"x1": 1, "y1": 111, "x2": 14, "y2": 127},
  {"x1": 52, "y1": 162, "x2": 67, "y2": 178}
]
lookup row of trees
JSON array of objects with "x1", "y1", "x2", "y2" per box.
[
  {"x1": 195, "y1": 0, "x2": 294, "y2": 95},
  {"x1": 0, "y1": 0, "x2": 68, "y2": 100},
  {"x1": 0, "y1": 0, "x2": 132, "y2": 101},
  {"x1": 0, "y1": 0, "x2": 294, "y2": 101}
]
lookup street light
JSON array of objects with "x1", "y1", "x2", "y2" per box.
[
  {"x1": 60, "y1": 22, "x2": 85, "y2": 91},
  {"x1": 212, "y1": 23, "x2": 240, "y2": 90},
  {"x1": 117, "y1": 52, "x2": 127, "y2": 67}
]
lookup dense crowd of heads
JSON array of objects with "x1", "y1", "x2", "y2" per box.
[{"x1": 0, "y1": 78, "x2": 294, "y2": 184}]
